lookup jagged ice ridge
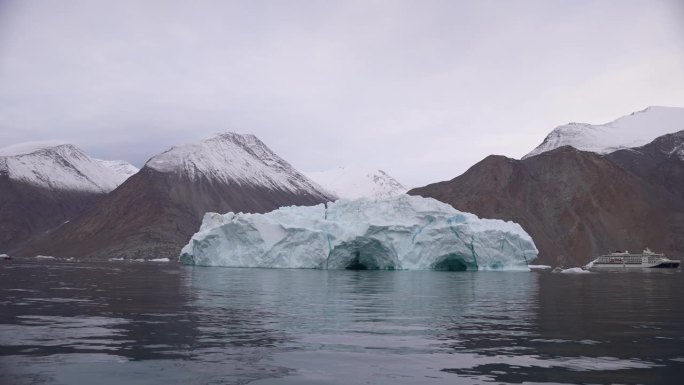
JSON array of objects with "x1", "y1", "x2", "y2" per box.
[{"x1": 180, "y1": 195, "x2": 538, "y2": 270}]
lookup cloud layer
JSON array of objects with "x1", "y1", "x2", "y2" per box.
[{"x1": 1, "y1": 0, "x2": 683, "y2": 186}]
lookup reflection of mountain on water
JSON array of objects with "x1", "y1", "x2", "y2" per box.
[
  {"x1": 3, "y1": 263, "x2": 683, "y2": 385},
  {"x1": 0, "y1": 262, "x2": 292, "y2": 384},
  {"x1": 530, "y1": 273, "x2": 684, "y2": 382},
  {"x1": 0, "y1": 263, "x2": 198, "y2": 360},
  {"x1": 445, "y1": 272, "x2": 684, "y2": 384}
]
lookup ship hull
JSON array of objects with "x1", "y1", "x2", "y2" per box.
[{"x1": 589, "y1": 261, "x2": 680, "y2": 270}]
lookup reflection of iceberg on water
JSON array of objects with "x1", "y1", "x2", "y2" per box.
[{"x1": 180, "y1": 195, "x2": 538, "y2": 270}]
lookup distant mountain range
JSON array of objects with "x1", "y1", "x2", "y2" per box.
[
  {"x1": 13, "y1": 133, "x2": 334, "y2": 259},
  {"x1": 305, "y1": 166, "x2": 406, "y2": 200},
  {"x1": 0, "y1": 142, "x2": 137, "y2": 251},
  {"x1": 411, "y1": 106, "x2": 684, "y2": 266},
  {"x1": 0, "y1": 141, "x2": 137, "y2": 192},
  {"x1": 4, "y1": 106, "x2": 683, "y2": 266}
]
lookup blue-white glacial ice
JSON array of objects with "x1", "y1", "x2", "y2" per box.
[{"x1": 179, "y1": 195, "x2": 538, "y2": 270}]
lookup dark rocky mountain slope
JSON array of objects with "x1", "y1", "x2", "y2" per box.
[
  {"x1": 15, "y1": 133, "x2": 333, "y2": 259},
  {"x1": 607, "y1": 130, "x2": 684, "y2": 199},
  {"x1": 0, "y1": 143, "x2": 136, "y2": 252},
  {"x1": 0, "y1": 178, "x2": 104, "y2": 252},
  {"x1": 409, "y1": 144, "x2": 684, "y2": 266}
]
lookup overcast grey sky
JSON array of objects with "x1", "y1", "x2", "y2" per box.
[{"x1": 0, "y1": 0, "x2": 682, "y2": 186}]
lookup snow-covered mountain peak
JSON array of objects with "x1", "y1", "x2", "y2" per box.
[
  {"x1": 145, "y1": 132, "x2": 333, "y2": 197},
  {"x1": 627, "y1": 105, "x2": 664, "y2": 117},
  {"x1": 1, "y1": 142, "x2": 135, "y2": 192},
  {"x1": 204, "y1": 132, "x2": 294, "y2": 173},
  {"x1": 305, "y1": 166, "x2": 407, "y2": 200},
  {"x1": 524, "y1": 106, "x2": 684, "y2": 159},
  {"x1": 0, "y1": 140, "x2": 69, "y2": 157}
]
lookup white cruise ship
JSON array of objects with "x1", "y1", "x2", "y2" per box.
[{"x1": 585, "y1": 248, "x2": 680, "y2": 270}]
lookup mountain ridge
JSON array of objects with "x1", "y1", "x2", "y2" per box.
[
  {"x1": 409, "y1": 139, "x2": 684, "y2": 266},
  {"x1": 14, "y1": 132, "x2": 334, "y2": 259},
  {"x1": 524, "y1": 106, "x2": 684, "y2": 159},
  {"x1": 0, "y1": 142, "x2": 138, "y2": 252},
  {"x1": 0, "y1": 142, "x2": 137, "y2": 192}
]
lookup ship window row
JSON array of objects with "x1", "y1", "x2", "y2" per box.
[{"x1": 598, "y1": 257, "x2": 646, "y2": 264}]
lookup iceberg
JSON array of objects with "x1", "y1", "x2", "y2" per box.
[
  {"x1": 180, "y1": 195, "x2": 538, "y2": 270},
  {"x1": 528, "y1": 264, "x2": 552, "y2": 270}
]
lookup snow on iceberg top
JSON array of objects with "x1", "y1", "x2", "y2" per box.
[
  {"x1": 0, "y1": 142, "x2": 135, "y2": 192},
  {"x1": 181, "y1": 194, "x2": 538, "y2": 270},
  {"x1": 524, "y1": 106, "x2": 684, "y2": 159},
  {"x1": 145, "y1": 132, "x2": 331, "y2": 196},
  {"x1": 304, "y1": 166, "x2": 407, "y2": 200}
]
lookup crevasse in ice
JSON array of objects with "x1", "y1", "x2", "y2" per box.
[{"x1": 179, "y1": 195, "x2": 538, "y2": 270}]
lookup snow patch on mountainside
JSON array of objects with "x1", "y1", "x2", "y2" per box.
[
  {"x1": 145, "y1": 132, "x2": 333, "y2": 198},
  {"x1": 0, "y1": 142, "x2": 136, "y2": 192},
  {"x1": 675, "y1": 144, "x2": 684, "y2": 161},
  {"x1": 95, "y1": 159, "x2": 139, "y2": 179},
  {"x1": 305, "y1": 166, "x2": 407, "y2": 200},
  {"x1": 524, "y1": 106, "x2": 684, "y2": 158},
  {"x1": 662, "y1": 132, "x2": 684, "y2": 161}
]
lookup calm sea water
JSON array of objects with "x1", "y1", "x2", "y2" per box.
[{"x1": 1, "y1": 260, "x2": 683, "y2": 385}]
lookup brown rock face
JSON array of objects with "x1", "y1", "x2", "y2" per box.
[
  {"x1": 607, "y1": 131, "x2": 684, "y2": 199},
  {"x1": 0, "y1": 176, "x2": 105, "y2": 252},
  {"x1": 409, "y1": 145, "x2": 684, "y2": 266},
  {"x1": 16, "y1": 166, "x2": 331, "y2": 259},
  {"x1": 0, "y1": 143, "x2": 135, "y2": 254}
]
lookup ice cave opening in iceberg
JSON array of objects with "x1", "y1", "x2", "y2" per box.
[{"x1": 179, "y1": 195, "x2": 538, "y2": 270}]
